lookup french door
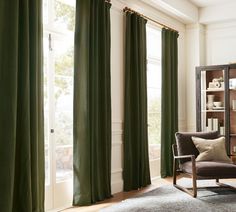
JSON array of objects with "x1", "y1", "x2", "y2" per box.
[
  {"x1": 146, "y1": 24, "x2": 162, "y2": 179},
  {"x1": 43, "y1": 0, "x2": 75, "y2": 210}
]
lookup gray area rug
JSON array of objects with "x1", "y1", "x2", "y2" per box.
[{"x1": 101, "y1": 179, "x2": 236, "y2": 212}]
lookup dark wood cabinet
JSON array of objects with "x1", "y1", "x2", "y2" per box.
[{"x1": 196, "y1": 64, "x2": 236, "y2": 161}]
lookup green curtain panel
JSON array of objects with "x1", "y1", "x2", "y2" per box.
[
  {"x1": 123, "y1": 12, "x2": 151, "y2": 191},
  {"x1": 161, "y1": 28, "x2": 179, "y2": 178},
  {"x1": 73, "y1": 0, "x2": 112, "y2": 206},
  {"x1": 0, "y1": 1, "x2": 44, "y2": 212}
]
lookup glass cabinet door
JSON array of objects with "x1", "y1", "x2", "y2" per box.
[
  {"x1": 197, "y1": 64, "x2": 236, "y2": 164},
  {"x1": 229, "y1": 68, "x2": 236, "y2": 160},
  {"x1": 200, "y1": 69, "x2": 226, "y2": 135}
]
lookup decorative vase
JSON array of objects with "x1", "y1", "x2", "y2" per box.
[{"x1": 207, "y1": 95, "x2": 214, "y2": 110}]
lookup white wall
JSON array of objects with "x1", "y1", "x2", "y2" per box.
[
  {"x1": 205, "y1": 21, "x2": 236, "y2": 65},
  {"x1": 185, "y1": 20, "x2": 236, "y2": 131},
  {"x1": 199, "y1": 1, "x2": 236, "y2": 24},
  {"x1": 185, "y1": 24, "x2": 205, "y2": 131},
  {"x1": 110, "y1": 0, "x2": 187, "y2": 194},
  {"x1": 110, "y1": 2, "x2": 124, "y2": 194}
]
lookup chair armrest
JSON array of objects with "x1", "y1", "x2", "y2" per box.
[
  {"x1": 175, "y1": 154, "x2": 196, "y2": 174},
  {"x1": 174, "y1": 155, "x2": 196, "y2": 160},
  {"x1": 172, "y1": 144, "x2": 196, "y2": 161}
]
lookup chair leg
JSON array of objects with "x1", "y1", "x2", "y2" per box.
[
  {"x1": 216, "y1": 180, "x2": 236, "y2": 190},
  {"x1": 173, "y1": 158, "x2": 177, "y2": 185},
  {"x1": 192, "y1": 160, "x2": 197, "y2": 197},
  {"x1": 173, "y1": 176, "x2": 197, "y2": 197},
  {"x1": 172, "y1": 158, "x2": 197, "y2": 198},
  {"x1": 192, "y1": 172, "x2": 197, "y2": 197}
]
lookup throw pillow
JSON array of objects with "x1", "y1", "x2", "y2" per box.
[{"x1": 191, "y1": 136, "x2": 231, "y2": 163}]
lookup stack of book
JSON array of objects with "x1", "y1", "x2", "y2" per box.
[{"x1": 207, "y1": 118, "x2": 225, "y2": 135}]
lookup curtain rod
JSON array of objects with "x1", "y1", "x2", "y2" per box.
[{"x1": 123, "y1": 7, "x2": 178, "y2": 33}]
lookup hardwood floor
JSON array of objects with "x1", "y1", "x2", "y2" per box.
[
  {"x1": 61, "y1": 177, "x2": 173, "y2": 212},
  {"x1": 61, "y1": 176, "x2": 236, "y2": 212}
]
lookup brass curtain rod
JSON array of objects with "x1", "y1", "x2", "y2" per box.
[{"x1": 123, "y1": 7, "x2": 178, "y2": 33}]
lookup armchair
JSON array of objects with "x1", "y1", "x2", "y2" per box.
[{"x1": 173, "y1": 131, "x2": 236, "y2": 197}]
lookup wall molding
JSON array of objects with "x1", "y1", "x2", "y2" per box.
[
  {"x1": 206, "y1": 30, "x2": 236, "y2": 39},
  {"x1": 150, "y1": 158, "x2": 160, "y2": 163},
  {"x1": 112, "y1": 141, "x2": 122, "y2": 146},
  {"x1": 111, "y1": 168, "x2": 122, "y2": 174},
  {"x1": 206, "y1": 21, "x2": 236, "y2": 31},
  {"x1": 112, "y1": 121, "x2": 123, "y2": 127},
  {"x1": 112, "y1": 130, "x2": 123, "y2": 135},
  {"x1": 112, "y1": 122, "x2": 123, "y2": 143},
  {"x1": 112, "y1": 0, "x2": 186, "y2": 35},
  {"x1": 111, "y1": 1, "x2": 124, "y2": 13}
]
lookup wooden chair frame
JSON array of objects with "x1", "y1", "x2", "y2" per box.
[{"x1": 172, "y1": 144, "x2": 236, "y2": 198}]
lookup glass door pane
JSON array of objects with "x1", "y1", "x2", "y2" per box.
[
  {"x1": 44, "y1": 36, "x2": 50, "y2": 186},
  {"x1": 53, "y1": 38, "x2": 73, "y2": 182},
  {"x1": 54, "y1": 0, "x2": 75, "y2": 32},
  {"x1": 146, "y1": 25, "x2": 161, "y2": 179},
  {"x1": 147, "y1": 63, "x2": 161, "y2": 145},
  {"x1": 44, "y1": 0, "x2": 75, "y2": 209},
  {"x1": 147, "y1": 62, "x2": 161, "y2": 179},
  {"x1": 44, "y1": 33, "x2": 54, "y2": 211}
]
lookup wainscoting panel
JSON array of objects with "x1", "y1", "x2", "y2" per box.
[
  {"x1": 111, "y1": 121, "x2": 123, "y2": 194},
  {"x1": 111, "y1": 169, "x2": 123, "y2": 194},
  {"x1": 150, "y1": 159, "x2": 160, "y2": 179}
]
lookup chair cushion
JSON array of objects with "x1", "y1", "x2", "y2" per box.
[
  {"x1": 175, "y1": 131, "x2": 219, "y2": 163},
  {"x1": 182, "y1": 161, "x2": 236, "y2": 178},
  {"x1": 192, "y1": 136, "x2": 231, "y2": 163}
]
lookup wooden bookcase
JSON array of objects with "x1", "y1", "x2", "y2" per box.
[{"x1": 196, "y1": 64, "x2": 236, "y2": 162}]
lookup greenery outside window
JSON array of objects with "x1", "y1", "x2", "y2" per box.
[{"x1": 146, "y1": 24, "x2": 162, "y2": 178}]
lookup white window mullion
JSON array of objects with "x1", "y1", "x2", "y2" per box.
[{"x1": 47, "y1": 32, "x2": 57, "y2": 208}]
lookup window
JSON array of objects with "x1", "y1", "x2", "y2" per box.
[
  {"x1": 43, "y1": 0, "x2": 75, "y2": 210},
  {"x1": 146, "y1": 24, "x2": 161, "y2": 178}
]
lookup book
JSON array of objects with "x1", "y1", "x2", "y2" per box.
[
  {"x1": 213, "y1": 118, "x2": 219, "y2": 132},
  {"x1": 208, "y1": 118, "x2": 213, "y2": 131},
  {"x1": 220, "y1": 126, "x2": 225, "y2": 135}
]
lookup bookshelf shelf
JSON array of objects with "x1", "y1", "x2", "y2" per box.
[
  {"x1": 202, "y1": 110, "x2": 225, "y2": 112},
  {"x1": 201, "y1": 89, "x2": 225, "y2": 92},
  {"x1": 196, "y1": 64, "x2": 236, "y2": 158}
]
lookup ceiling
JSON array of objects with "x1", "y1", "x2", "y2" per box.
[
  {"x1": 140, "y1": 0, "x2": 236, "y2": 24},
  {"x1": 189, "y1": 0, "x2": 235, "y2": 8}
]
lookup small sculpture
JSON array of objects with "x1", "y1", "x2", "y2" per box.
[{"x1": 208, "y1": 77, "x2": 224, "y2": 89}]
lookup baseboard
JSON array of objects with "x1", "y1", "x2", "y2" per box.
[
  {"x1": 111, "y1": 180, "x2": 123, "y2": 194},
  {"x1": 151, "y1": 176, "x2": 161, "y2": 184}
]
